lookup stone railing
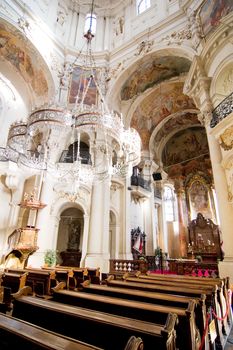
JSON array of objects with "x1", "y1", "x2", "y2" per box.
[
  {"x1": 109, "y1": 259, "x2": 140, "y2": 274},
  {"x1": 109, "y1": 257, "x2": 219, "y2": 277},
  {"x1": 109, "y1": 256, "x2": 169, "y2": 275},
  {"x1": 210, "y1": 92, "x2": 233, "y2": 128}
]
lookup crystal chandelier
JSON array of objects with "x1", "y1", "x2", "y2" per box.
[{"x1": 0, "y1": 2, "x2": 141, "y2": 189}]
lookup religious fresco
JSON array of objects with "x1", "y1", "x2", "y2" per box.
[
  {"x1": 121, "y1": 56, "x2": 191, "y2": 101},
  {"x1": 131, "y1": 82, "x2": 196, "y2": 150},
  {"x1": 154, "y1": 112, "x2": 199, "y2": 146},
  {"x1": 189, "y1": 180, "x2": 210, "y2": 217},
  {"x1": 162, "y1": 127, "x2": 209, "y2": 168},
  {"x1": 0, "y1": 24, "x2": 48, "y2": 96},
  {"x1": 68, "y1": 66, "x2": 98, "y2": 105},
  {"x1": 199, "y1": 0, "x2": 233, "y2": 36}
]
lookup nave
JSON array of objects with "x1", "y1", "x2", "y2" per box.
[{"x1": 0, "y1": 266, "x2": 232, "y2": 350}]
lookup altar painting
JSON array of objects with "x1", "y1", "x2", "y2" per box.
[
  {"x1": 68, "y1": 66, "x2": 98, "y2": 106},
  {"x1": 189, "y1": 180, "x2": 212, "y2": 220}
]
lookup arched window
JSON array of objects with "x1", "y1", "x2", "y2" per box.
[
  {"x1": 163, "y1": 185, "x2": 176, "y2": 221},
  {"x1": 136, "y1": 0, "x2": 151, "y2": 15},
  {"x1": 84, "y1": 13, "x2": 97, "y2": 34}
]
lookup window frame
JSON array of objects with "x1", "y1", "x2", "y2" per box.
[
  {"x1": 136, "y1": 0, "x2": 151, "y2": 15},
  {"x1": 84, "y1": 13, "x2": 97, "y2": 34},
  {"x1": 163, "y1": 185, "x2": 177, "y2": 222}
]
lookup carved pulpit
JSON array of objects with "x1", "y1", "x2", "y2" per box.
[
  {"x1": 187, "y1": 213, "x2": 224, "y2": 262},
  {"x1": 2, "y1": 188, "x2": 46, "y2": 268}
]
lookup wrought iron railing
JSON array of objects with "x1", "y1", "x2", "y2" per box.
[{"x1": 210, "y1": 92, "x2": 233, "y2": 128}]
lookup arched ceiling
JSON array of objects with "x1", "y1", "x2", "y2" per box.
[
  {"x1": 162, "y1": 126, "x2": 209, "y2": 168},
  {"x1": 161, "y1": 126, "x2": 212, "y2": 179},
  {"x1": 121, "y1": 56, "x2": 191, "y2": 101},
  {"x1": 0, "y1": 21, "x2": 53, "y2": 104},
  {"x1": 130, "y1": 81, "x2": 197, "y2": 150}
]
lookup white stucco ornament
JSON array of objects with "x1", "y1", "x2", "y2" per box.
[{"x1": 5, "y1": 174, "x2": 20, "y2": 191}]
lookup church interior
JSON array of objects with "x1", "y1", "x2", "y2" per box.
[{"x1": 0, "y1": 0, "x2": 233, "y2": 349}]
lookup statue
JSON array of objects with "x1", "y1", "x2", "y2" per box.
[
  {"x1": 131, "y1": 227, "x2": 146, "y2": 260},
  {"x1": 68, "y1": 223, "x2": 80, "y2": 251}
]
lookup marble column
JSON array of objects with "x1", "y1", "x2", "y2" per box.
[
  {"x1": 205, "y1": 120, "x2": 233, "y2": 280},
  {"x1": 174, "y1": 178, "x2": 187, "y2": 257},
  {"x1": 85, "y1": 177, "x2": 111, "y2": 273},
  {"x1": 124, "y1": 175, "x2": 133, "y2": 259},
  {"x1": 80, "y1": 214, "x2": 90, "y2": 267}
]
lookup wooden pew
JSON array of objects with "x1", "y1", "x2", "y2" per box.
[
  {"x1": 80, "y1": 280, "x2": 206, "y2": 339},
  {"x1": 106, "y1": 276, "x2": 227, "y2": 349},
  {"x1": 0, "y1": 312, "x2": 103, "y2": 349},
  {"x1": 51, "y1": 283, "x2": 200, "y2": 350},
  {"x1": 124, "y1": 273, "x2": 232, "y2": 338},
  {"x1": 12, "y1": 289, "x2": 177, "y2": 350},
  {"x1": 1, "y1": 271, "x2": 28, "y2": 293},
  {"x1": 123, "y1": 274, "x2": 215, "y2": 292},
  {"x1": 42, "y1": 266, "x2": 73, "y2": 289},
  {"x1": 6, "y1": 268, "x2": 57, "y2": 296},
  {"x1": 144, "y1": 271, "x2": 223, "y2": 283}
]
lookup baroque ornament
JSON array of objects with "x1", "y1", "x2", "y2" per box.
[
  {"x1": 135, "y1": 40, "x2": 154, "y2": 56},
  {"x1": 219, "y1": 126, "x2": 233, "y2": 151},
  {"x1": 160, "y1": 25, "x2": 192, "y2": 46}
]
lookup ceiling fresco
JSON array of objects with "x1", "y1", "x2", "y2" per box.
[
  {"x1": 130, "y1": 82, "x2": 196, "y2": 150},
  {"x1": 162, "y1": 127, "x2": 209, "y2": 169},
  {"x1": 0, "y1": 24, "x2": 48, "y2": 97},
  {"x1": 199, "y1": 0, "x2": 233, "y2": 37},
  {"x1": 153, "y1": 112, "x2": 200, "y2": 147},
  {"x1": 121, "y1": 56, "x2": 191, "y2": 101}
]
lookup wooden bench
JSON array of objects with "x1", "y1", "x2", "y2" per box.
[
  {"x1": 6, "y1": 268, "x2": 57, "y2": 296},
  {"x1": 42, "y1": 266, "x2": 100, "y2": 289},
  {"x1": 136, "y1": 271, "x2": 224, "y2": 285},
  {"x1": 0, "y1": 312, "x2": 103, "y2": 349},
  {"x1": 123, "y1": 273, "x2": 232, "y2": 338},
  {"x1": 1, "y1": 272, "x2": 28, "y2": 293},
  {"x1": 12, "y1": 289, "x2": 177, "y2": 350},
  {"x1": 123, "y1": 274, "x2": 215, "y2": 291},
  {"x1": 51, "y1": 283, "x2": 200, "y2": 350},
  {"x1": 106, "y1": 275, "x2": 229, "y2": 349}
]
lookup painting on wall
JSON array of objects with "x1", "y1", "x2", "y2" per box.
[
  {"x1": 0, "y1": 24, "x2": 48, "y2": 97},
  {"x1": 121, "y1": 56, "x2": 191, "y2": 101},
  {"x1": 162, "y1": 127, "x2": 209, "y2": 168},
  {"x1": 68, "y1": 66, "x2": 98, "y2": 106},
  {"x1": 199, "y1": 0, "x2": 233, "y2": 36}
]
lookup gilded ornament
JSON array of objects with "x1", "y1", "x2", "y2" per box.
[{"x1": 219, "y1": 126, "x2": 233, "y2": 151}]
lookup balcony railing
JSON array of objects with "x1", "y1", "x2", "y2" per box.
[
  {"x1": 210, "y1": 92, "x2": 233, "y2": 128},
  {"x1": 131, "y1": 175, "x2": 151, "y2": 192}
]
